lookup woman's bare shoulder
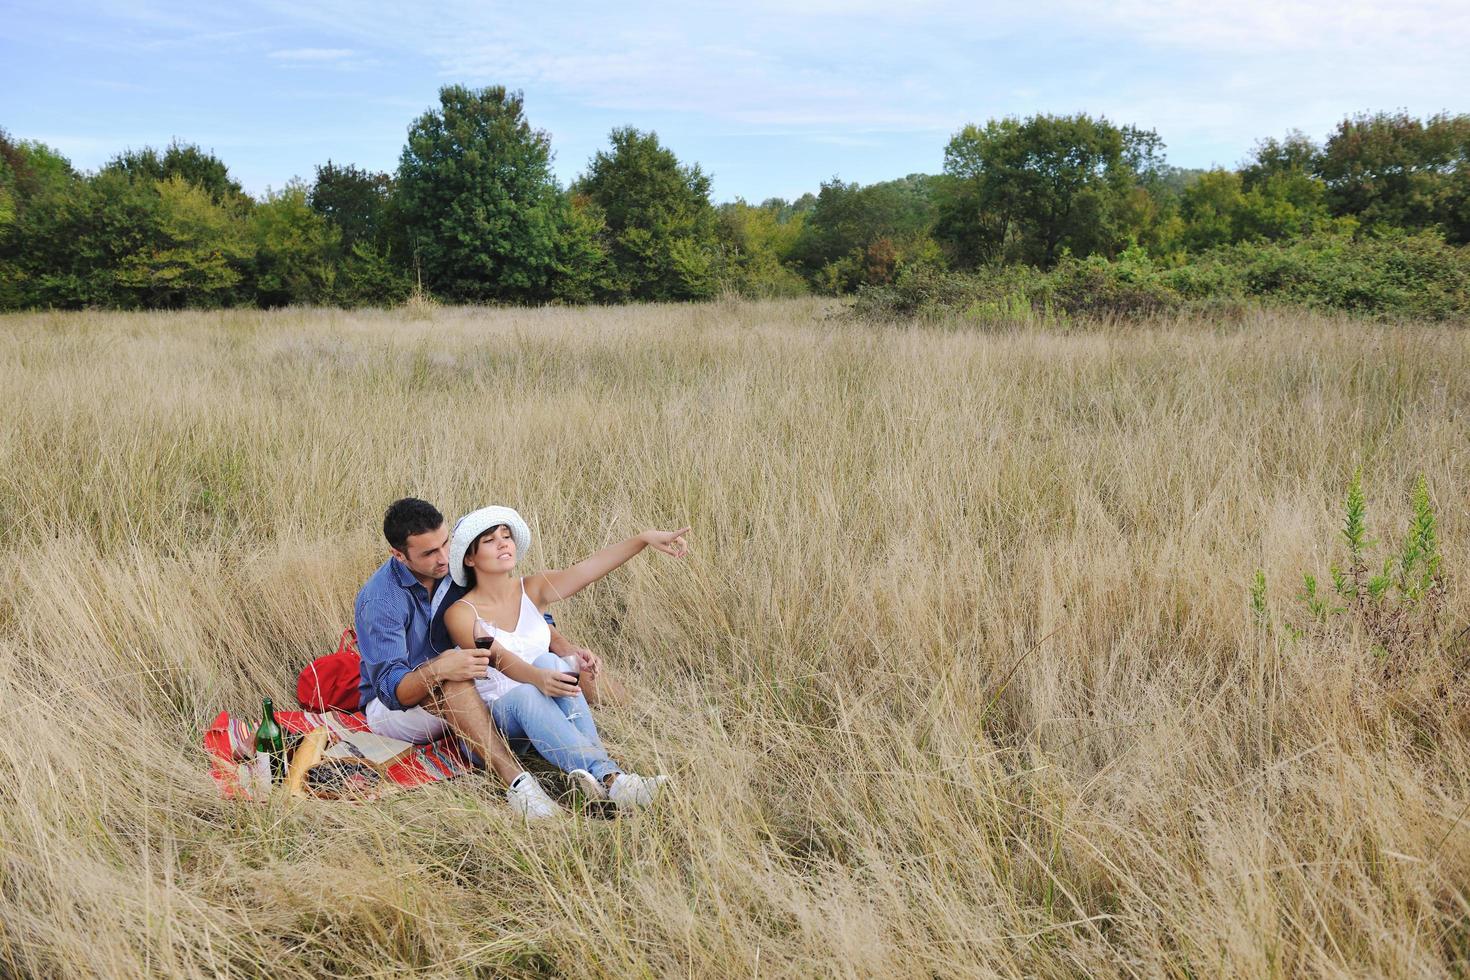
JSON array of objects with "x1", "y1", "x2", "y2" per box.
[
  {"x1": 522, "y1": 572, "x2": 557, "y2": 607},
  {"x1": 444, "y1": 598, "x2": 475, "y2": 625},
  {"x1": 443, "y1": 597, "x2": 476, "y2": 646}
]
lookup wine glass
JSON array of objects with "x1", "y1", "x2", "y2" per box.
[
  {"x1": 473, "y1": 618, "x2": 497, "y2": 674},
  {"x1": 558, "y1": 654, "x2": 581, "y2": 689}
]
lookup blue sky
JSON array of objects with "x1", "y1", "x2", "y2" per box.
[{"x1": 3, "y1": 0, "x2": 1467, "y2": 203}]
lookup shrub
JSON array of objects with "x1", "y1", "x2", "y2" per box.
[
  {"x1": 850, "y1": 264, "x2": 1048, "y2": 323},
  {"x1": 1256, "y1": 471, "x2": 1447, "y2": 668},
  {"x1": 1045, "y1": 248, "x2": 1182, "y2": 318},
  {"x1": 852, "y1": 232, "x2": 1470, "y2": 323},
  {"x1": 1202, "y1": 231, "x2": 1470, "y2": 320},
  {"x1": 852, "y1": 248, "x2": 1181, "y2": 322}
]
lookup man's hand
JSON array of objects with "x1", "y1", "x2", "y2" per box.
[
  {"x1": 535, "y1": 667, "x2": 582, "y2": 698},
  {"x1": 568, "y1": 647, "x2": 602, "y2": 680},
  {"x1": 431, "y1": 647, "x2": 492, "y2": 684},
  {"x1": 640, "y1": 527, "x2": 691, "y2": 558}
]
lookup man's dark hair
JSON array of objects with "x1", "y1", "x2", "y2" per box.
[{"x1": 383, "y1": 498, "x2": 444, "y2": 552}]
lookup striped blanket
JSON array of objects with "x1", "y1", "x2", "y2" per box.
[{"x1": 204, "y1": 707, "x2": 473, "y2": 798}]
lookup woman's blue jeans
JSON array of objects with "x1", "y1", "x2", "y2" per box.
[{"x1": 490, "y1": 653, "x2": 620, "y2": 782}]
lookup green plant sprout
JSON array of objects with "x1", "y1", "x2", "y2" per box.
[
  {"x1": 1256, "y1": 470, "x2": 1446, "y2": 661},
  {"x1": 1250, "y1": 569, "x2": 1269, "y2": 626}
]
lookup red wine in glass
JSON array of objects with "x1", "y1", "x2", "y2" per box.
[
  {"x1": 558, "y1": 655, "x2": 581, "y2": 688},
  {"x1": 472, "y1": 618, "x2": 496, "y2": 672}
]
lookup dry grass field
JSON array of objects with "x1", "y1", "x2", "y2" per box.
[{"x1": 1, "y1": 298, "x2": 1468, "y2": 977}]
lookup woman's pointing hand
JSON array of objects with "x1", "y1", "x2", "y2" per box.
[{"x1": 641, "y1": 527, "x2": 691, "y2": 558}]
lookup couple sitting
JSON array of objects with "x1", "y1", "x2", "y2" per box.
[{"x1": 355, "y1": 497, "x2": 689, "y2": 819}]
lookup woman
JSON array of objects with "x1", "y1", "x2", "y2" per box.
[{"x1": 438, "y1": 505, "x2": 689, "y2": 811}]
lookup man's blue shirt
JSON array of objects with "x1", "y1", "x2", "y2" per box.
[{"x1": 355, "y1": 558, "x2": 438, "y2": 712}]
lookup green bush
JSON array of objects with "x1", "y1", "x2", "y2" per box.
[
  {"x1": 1046, "y1": 248, "x2": 1182, "y2": 318},
  {"x1": 853, "y1": 232, "x2": 1470, "y2": 322},
  {"x1": 853, "y1": 248, "x2": 1182, "y2": 322},
  {"x1": 1255, "y1": 471, "x2": 1447, "y2": 667},
  {"x1": 1197, "y1": 231, "x2": 1470, "y2": 320},
  {"x1": 333, "y1": 242, "x2": 414, "y2": 307},
  {"x1": 849, "y1": 265, "x2": 1040, "y2": 322}
]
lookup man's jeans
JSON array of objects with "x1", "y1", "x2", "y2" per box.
[{"x1": 490, "y1": 653, "x2": 621, "y2": 782}]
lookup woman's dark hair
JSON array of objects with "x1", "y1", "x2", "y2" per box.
[{"x1": 383, "y1": 498, "x2": 444, "y2": 552}]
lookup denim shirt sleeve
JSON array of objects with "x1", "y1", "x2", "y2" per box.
[{"x1": 355, "y1": 593, "x2": 414, "y2": 712}]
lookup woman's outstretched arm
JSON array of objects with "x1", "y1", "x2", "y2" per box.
[{"x1": 525, "y1": 528, "x2": 690, "y2": 607}]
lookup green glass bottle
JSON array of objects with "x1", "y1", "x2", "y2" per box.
[{"x1": 254, "y1": 697, "x2": 287, "y2": 784}]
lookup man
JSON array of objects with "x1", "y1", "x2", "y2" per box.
[{"x1": 355, "y1": 497, "x2": 562, "y2": 818}]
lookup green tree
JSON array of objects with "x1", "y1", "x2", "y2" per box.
[
  {"x1": 0, "y1": 134, "x2": 84, "y2": 307},
  {"x1": 1240, "y1": 130, "x2": 1322, "y2": 189},
  {"x1": 103, "y1": 141, "x2": 250, "y2": 210},
  {"x1": 13, "y1": 165, "x2": 162, "y2": 308},
  {"x1": 1175, "y1": 169, "x2": 1245, "y2": 251},
  {"x1": 790, "y1": 175, "x2": 939, "y2": 291},
  {"x1": 935, "y1": 113, "x2": 1165, "y2": 267},
  {"x1": 760, "y1": 195, "x2": 816, "y2": 224},
  {"x1": 715, "y1": 199, "x2": 808, "y2": 298},
  {"x1": 0, "y1": 163, "x2": 13, "y2": 239},
  {"x1": 309, "y1": 161, "x2": 412, "y2": 306},
  {"x1": 250, "y1": 181, "x2": 340, "y2": 306},
  {"x1": 574, "y1": 127, "x2": 720, "y2": 301},
  {"x1": 310, "y1": 161, "x2": 393, "y2": 250},
  {"x1": 112, "y1": 176, "x2": 251, "y2": 309},
  {"x1": 548, "y1": 192, "x2": 613, "y2": 304},
  {"x1": 397, "y1": 85, "x2": 566, "y2": 302},
  {"x1": 1175, "y1": 167, "x2": 1343, "y2": 253},
  {"x1": 1319, "y1": 111, "x2": 1470, "y2": 242},
  {"x1": 1236, "y1": 172, "x2": 1341, "y2": 242},
  {"x1": 0, "y1": 136, "x2": 261, "y2": 310}
]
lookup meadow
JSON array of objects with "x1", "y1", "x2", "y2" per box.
[{"x1": 0, "y1": 298, "x2": 1467, "y2": 977}]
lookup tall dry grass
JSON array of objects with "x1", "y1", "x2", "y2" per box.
[{"x1": 0, "y1": 298, "x2": 1467, "y2": 977}]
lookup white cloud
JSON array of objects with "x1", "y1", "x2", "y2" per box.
[
  {"x1": 252, "y1": 0, "x2": 1466, "y2": 145},
  {"x1": 802, "y1": 133, "x2": 885, "y2": 147},
  {"x1": 89, "y1": 78, "x2": 152, "y2": 92},
  {"x1": 24, "y1": 0, "x2": 1470, "y2": 191},
  {"x1": 273, "y1": 4, "x2": 961, "y2": 136},
  {"x1": 1066, "y1": 0, "x2": 1470, "y2": 54},
  {"x1": 268, "y1": 47, "x2": 355, "y2": 61}
]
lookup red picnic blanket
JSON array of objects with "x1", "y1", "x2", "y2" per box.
[{"x1": 204, "y1": 707, "x2": 474, "y2": 798}]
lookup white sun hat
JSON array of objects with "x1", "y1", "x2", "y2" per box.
[{"x1": 449, "y1": 505, "x2": 532, "y2": 587}]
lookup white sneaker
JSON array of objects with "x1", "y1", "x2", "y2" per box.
[
  {"x1": 506, "y1": 773, "x2": 559, "y2": 820},
  {"x1": 568, "y1": 768, "x2": 609, "y2": 801},
  {"x1": 607, "y1": 772, "x2": 670, "y2": 811}
]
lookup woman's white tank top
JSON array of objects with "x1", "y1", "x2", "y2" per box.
[{"x1": 466, "y1": 580, "x2": 551, "y2": 703}]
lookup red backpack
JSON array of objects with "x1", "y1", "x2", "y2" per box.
[{"x1": 297, "y1": 629, "x2": 363, "y2": 713}]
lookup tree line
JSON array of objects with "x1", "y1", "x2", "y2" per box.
[{"x1": 1, "y1": 85, "x2": 1467, "y2": 311}]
